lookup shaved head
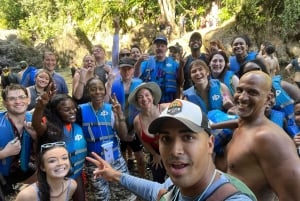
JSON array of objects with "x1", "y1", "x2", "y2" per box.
[{"x1": 240, "y1": 70, "x2": 272, "y2": 92}]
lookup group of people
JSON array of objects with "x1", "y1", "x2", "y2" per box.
[{"x1": 1, "y1": 26, "x2": 300, "y2": 201}]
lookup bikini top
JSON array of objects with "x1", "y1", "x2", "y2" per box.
[{"x1": 138, "y1": 105, "x2": 161, "y2": 150}]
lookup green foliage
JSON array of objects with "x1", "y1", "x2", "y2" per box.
[
  {"x1": 219, "y1": 0, "x2": 241, "y2": 22},
  {"x1": 0, "y1": 0, "x2": 27, "y2": 28},
  {"x1": 234, "y1": 0, "x2": 266, "y2": 33},
  {"x1": 0, "y1": 0, "x2": 299, "y2": 43},
  {"x1": 279, "y1": 0, "x2": 300, "y2": 38}
]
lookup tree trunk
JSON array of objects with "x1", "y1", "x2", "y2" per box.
[{"x1": 157, "y1": 0, "x2": 178, "y2": 39}]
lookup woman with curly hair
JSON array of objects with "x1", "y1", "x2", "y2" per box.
[{"x1": 32, "y1": 87, "x2": 87, "y2": 201}]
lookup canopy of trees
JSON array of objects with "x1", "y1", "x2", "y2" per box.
[{"x1": 0, "y1": 0, "x2": 299, "y2": 45}]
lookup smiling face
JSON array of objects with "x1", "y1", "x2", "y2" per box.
[
  {"x1": 4, "y1": 89, "x2": 29, "y2": 115},
  {"x1": 35, "y1": 71, "x2": 51, "y2": 89},
  {"x1": 190, "y1": 62, "x2": 210, "y2": 86},
  {"x1": 234, "y1": 72, "x2": 271, "y2": 119},
  {"x1": 41, "y1": 147, "x2": 70, "y2": 179},
  {"x1": 56, "y1": 99, "x2": 77, "y2": 123},
  {"x1": 158, "y1": 119, "x2": 214, "y2": 193},
  {"x1": 232, "y1": 37, "x2": 248, "y2": 58},
  {"x1": 209, "y1": 53, "x2": 226, "y2": 77},
  {"x1": 136, "y1": 88, "x2": 154, "y2": 109},
  {"x1": 43, "y1": 53, "x2": 57, "y2": 73},
  {"x1": 189, "y1": 36, "x2": 202, "y2": 51},
  {"x1": 87, "y1": 78, "x2": 106, "y2": 105},
  {"x1": 130, "y1": 47, "x2": 141, "y2": 60}
]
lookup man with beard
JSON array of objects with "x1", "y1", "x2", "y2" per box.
[
  {"x1": 179, "y1": 32, "x2": 207, "y2": 91},
  {"x1": 222, "y1": 71, "x2": 300, "y2": 201},
  {"x1": 135, "y1": 36, "x2": 179, "y2": 103}
]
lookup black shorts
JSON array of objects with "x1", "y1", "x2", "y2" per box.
[{"x1": 120, "y1": 133, "x2": 143, "y2": 152}]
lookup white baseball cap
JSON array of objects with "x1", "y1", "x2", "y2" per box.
[{"x1": 148, "y1": 99, "x2": 211, "y2": 135}]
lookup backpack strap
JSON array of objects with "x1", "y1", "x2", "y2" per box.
[{"x1": 206, "y1": 182, "x2": 239, "y2": 201}]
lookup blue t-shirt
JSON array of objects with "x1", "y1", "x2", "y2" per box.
[{"x1": 52, "y1": 72, "x2": 69, "y2": 94}]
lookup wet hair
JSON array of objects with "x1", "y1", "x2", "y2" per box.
[
  {"x1": 1, "y1": 84, "x2": 28, "y2": 101},
  {"x1": 37, "y1": 145, "x2": 69, "y2": 201},
  {"x1": 240, "y1": 58, "x2": 269, "y2": 76},
  {"x1": 231, "y1": 35, "x2": 252, "y2": 47}
]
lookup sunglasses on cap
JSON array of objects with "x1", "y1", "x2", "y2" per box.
[{"x1": 40, "y1": 141, "x2": 66, "y2": 152}]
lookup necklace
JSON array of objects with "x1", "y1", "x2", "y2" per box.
[
  {"x1": 172, "y1": 169, "x2": 217, "y2": 201},
  {"x1": 50, "y1": 181, "x2": 66, "y2": 198}
]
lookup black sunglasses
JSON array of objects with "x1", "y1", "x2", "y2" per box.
[{"x1": 120, "y1": 53, "x2": 131, "y2": 57}]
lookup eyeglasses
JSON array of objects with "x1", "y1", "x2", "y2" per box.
[
  {"x1": 120, "y1": 53, "x2": 131, "y2": 57},
  {"x1": 40, "y1": 141, "x2": 66, "y2": 152},
  {"x1": 6, "y1": 95, "x2": 28, "y2": 102}
]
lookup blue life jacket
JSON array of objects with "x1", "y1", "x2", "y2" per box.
[
  {"x1": 269, "y1": 109, "x2": 285, "y2": 128},
  {"x1": 0, "y1": 112, "x2": 32, "y2": 176},
  {"x1": 272, "y1": 75, "x2": 297, "y2": 137},
  {"x1": 20, "y1": 66, "x2": 37, "y2": 87},
  {"x1": 64, "y1": 123, "x2": 87, "y2": 179},
  {"x1": 140, "y1": 56, "x2": 178, "y2": 102},
  {"x1": 111, "y1": 78, "x2": 142, "y2": 125},
  {"x1": 80, "y1": 103, "x2": 121, "y2": 160},
  {"x1": 229, "y1": 51, "x2": 257, "y2": 75},
  {"x1": 183, "y1": 79, "x2": 223, "y2": 113},
  {"x1": 222, "y1": 71, "x2": 235, "y2": 96},
  {"x1": 272, "y1": 75, "x2": 294, "y2": 119},
  {"x1": 208, "y1": 109, "x2": 238, "y2": 156}
]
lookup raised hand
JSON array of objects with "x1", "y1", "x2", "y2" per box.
[{"x1": 86, "y1": 152, "x2": 121, "y2": 182}]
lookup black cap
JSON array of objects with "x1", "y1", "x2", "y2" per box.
[{"x1": 119, "y1": 57, "x2": 136, "y2": 68}]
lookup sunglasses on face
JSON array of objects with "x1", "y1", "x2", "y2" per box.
[
  {"x1": 120, "y1": 53, "x2": 131, "y2": 57},
  {"x1": 40, "y1": 141, "x2": 66, "y2": 152}
]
